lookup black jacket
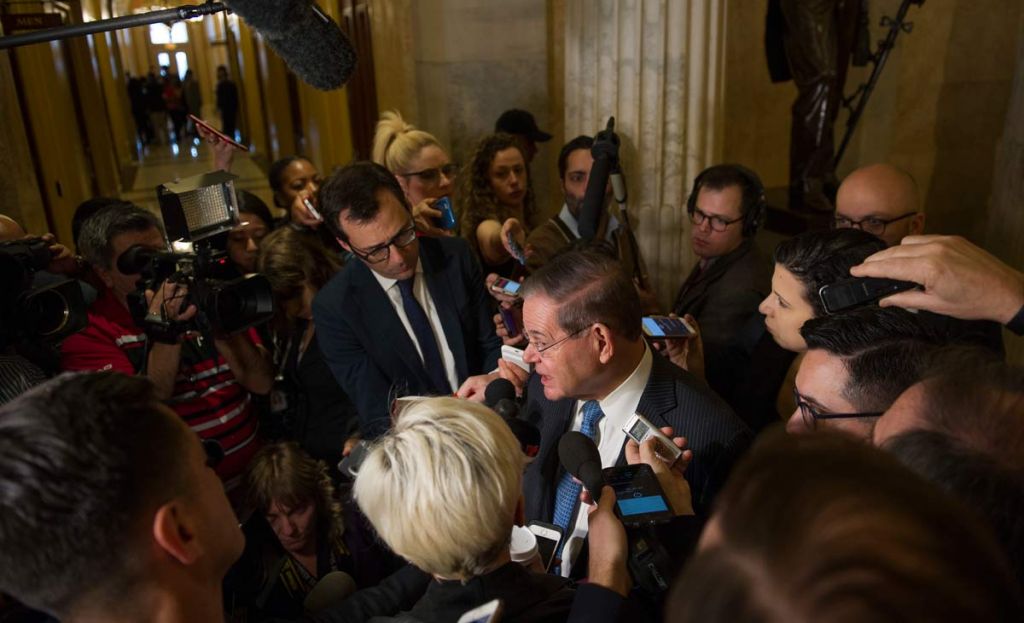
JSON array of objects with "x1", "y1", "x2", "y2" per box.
[{"x1": 314, "y1": 237, "x2": 502, "y2": 437}]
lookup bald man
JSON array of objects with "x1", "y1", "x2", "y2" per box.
[
  {"x1": 0, "y1": 214, "x2": 27, "y2": 241},
  {"x1": 834, "y1": 164, "x2": 925, "y2": 247}
]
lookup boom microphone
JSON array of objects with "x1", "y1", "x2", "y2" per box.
[
  {"x1": 558, "y1": 431, "x2": 605, "y2": 503},
  {"x1": 578, "y1": 117, "x2": 619, "y2": 241},
  {"x1": 222, "y1": 0, "x2": 357, "y2": 90}
]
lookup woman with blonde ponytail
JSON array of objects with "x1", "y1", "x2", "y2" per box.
[{"x1": 372, "y1": 110, "x2": 458, "y2": 238}]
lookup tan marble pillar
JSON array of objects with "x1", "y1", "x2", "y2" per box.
[{"x1": 564, "y1": 0, "x2": 726, "y2": 308}]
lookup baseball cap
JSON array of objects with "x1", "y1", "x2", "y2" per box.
[{"x1": 495, "y1": 109, "x2": 552, "y2": 142}]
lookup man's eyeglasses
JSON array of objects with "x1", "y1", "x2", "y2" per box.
[
  {"x1": 793, "y1": 387, "x2": 882, "y2": 431},
  {"x1": 689, "y1": 208, "x2": 743, "y2": 233},
  {"x1": 350, "y1": 222, "x2": 417, "y2": 264},
  {"x1": 524, "y1": 325, "x2": 590, "y2": 358},
  {"x1": 833, "y1": 212, "x2": 917, "y2": 236},
  {"x1": 399, "y1": 163, "x2": 459, "y2": 185}
]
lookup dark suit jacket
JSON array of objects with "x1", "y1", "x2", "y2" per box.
[
  {"x1": 522, "y1": 352, "x2": 751, "y2": 524},
  {"x1": 314, "y1": 237, "x2": 502, "y2": 438},
  {"x1": 673, "y1": 239, "x2": 772, "y2": 408}
]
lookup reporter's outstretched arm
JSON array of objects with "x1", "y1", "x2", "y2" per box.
[
  {"x1": 566, "y1": 486, "x2": 629, "y2": 623},
  {"x1": 850, "y1": 235, "x2": 1024, "y2": 327}
]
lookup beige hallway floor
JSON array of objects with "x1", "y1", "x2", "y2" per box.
[{"x1": 121, "y1": 136, "x2": 275, "y2": 216}]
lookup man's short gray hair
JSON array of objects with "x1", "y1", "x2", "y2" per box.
[{"x1": 77, "y1": 204, "x2": 163, "y2": 270}]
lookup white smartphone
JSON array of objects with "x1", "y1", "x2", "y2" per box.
[
  {"x1": 526, "y1": 521, "x2": 564, "y2": 572},
  {"x1": 501, "y1": 345, "x2": 531, "y2": 373},
  {"x1": 622, "y1": 412, "x2": 683, "y2": 464},
  {"x1": 302, "y1": 197, "x2": 323, "y2": 222},
  {"x1": 457, "y1": 598, "x2": 503, "y2": 623}
]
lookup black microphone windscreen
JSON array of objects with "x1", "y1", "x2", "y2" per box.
[
  {"x1": 493, "y1": 398, "x2": 519, "y2": 420},
  {"x1": 578, "y1": 155, "x2": 612, "y2": 241},
  {"x1": 303, "y1": 570, "x2": 357, "y2": 612},
  {"x1": 484, "y1": 378, "x2": 517, "y2": 407},
  {"x1": 558, "y1": 431, "x2": 605, "y2": 502},
  {"x1": 222, "y1": 0, "x2": 357, "y2": 90},
  {"x1": 506, "y1": 417, "x2": 541, "y2": 459}
]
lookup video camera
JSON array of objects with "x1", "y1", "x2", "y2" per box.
[
  {"x1": 122, "y1": 171, "x2": 273, "y2": 343},
  {"x1": 0, "y1": 237, "x2": 87, "y2": 349}
]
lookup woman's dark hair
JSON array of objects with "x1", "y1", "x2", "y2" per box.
[
  {"x1": 236, "y1": 189, "x2": 275, "y2": 230},
  {"x1": 243, "y1": 442, "x2": 345, "y2": 552},
  {"x1": 257, "y1": 226, "x2": 341, "y2": 304},
  {"x1": 773, "y1": 228, "x2": 887, "y2": 316},
  {"x1": 457, "y1": 133, "x2": 537, "y2": 257},
  {"x1": 666, "y1": 430, "x2": 1022, "y2": 623}
]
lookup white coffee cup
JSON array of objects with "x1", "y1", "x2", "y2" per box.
[{"x1": 509, "y1": 525, "x2": 543, "y2": 572}]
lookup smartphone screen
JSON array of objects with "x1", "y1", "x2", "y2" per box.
[
  {"x1": 603, "y1": 464, "x2": 674, "y2": 525},
  {"x1": 492, "y1": 278, "x2": 521, "y2": 297},
  {"x1": 641, "y1": 316, "x2": 693, "y2": 338}
]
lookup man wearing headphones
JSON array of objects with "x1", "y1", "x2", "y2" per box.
[{"x1": 671, "y1": 164, "x2": 773, "y2": 406}]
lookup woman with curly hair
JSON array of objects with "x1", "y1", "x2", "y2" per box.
[
  {"x1": 224, "y1": 442, "x2": 402, "y2": 620},
  {"x1": 458, "y1": 133, "x2": 537, "y2": 273},
  {"x1": 372, "y1": 110, "x2": 457, "y2": 238}
]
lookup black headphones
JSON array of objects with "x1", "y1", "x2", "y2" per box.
[{"x1": 686, "y1": 163, "x2": 767, "y2": 238}]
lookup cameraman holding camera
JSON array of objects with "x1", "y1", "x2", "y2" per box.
[{"x1": 61, "y1": 205, "x2": 273, "y2": 491}]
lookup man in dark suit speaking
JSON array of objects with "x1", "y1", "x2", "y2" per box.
[
  {"x1": 519, "y1": 248, "x2": 750, "y2": 577},
  {"x1": 314, "y1": 162, "x2": 502, "y2": 438}
]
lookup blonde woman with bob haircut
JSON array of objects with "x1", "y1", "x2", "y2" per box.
[
  {"x1": 372, "y1": 110, "x2": 457, "y2": 239},
  {"x1": 354, "y1": 397, "x2": 577, "y2": 621}
]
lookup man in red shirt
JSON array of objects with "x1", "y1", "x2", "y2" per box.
[{"x1": 62, "y1": 204, "x2": 272, "y2": 491}]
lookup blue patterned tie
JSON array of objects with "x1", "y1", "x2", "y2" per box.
[
  {"x1": 552, "y1": 400, "x2": 604, "y2": 557},
  {"x1": 397, "y1": 277, "x2": 451, "y2": 394}
]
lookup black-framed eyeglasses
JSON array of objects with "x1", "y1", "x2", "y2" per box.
[
  {"x1": 689, "y1": 207, "x2": 743, "y2": 232},
  {"x1": 350, "y1": 222, "x2": 417, "y2": 264},
  {"x1": 793, "y1": 387, "x2": 883, "y2": 431},
  {"x1": 524, "y1": 325, "x2": 591, "y2": 358},
  {"x1": 833, "y1": 212, "x2": 917, "y2": 236},
  {"x1": 398, "y1": 163, "x2": 459, "y2": 185}
]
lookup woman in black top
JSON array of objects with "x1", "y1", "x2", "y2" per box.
[
  {"x1": 225, "y1": 442, "x2": 403, "y2": 621},
  {"x1": 257, "y1": 226, "x2": 358, "y2": 464}
]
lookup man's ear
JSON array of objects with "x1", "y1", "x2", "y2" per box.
[
  {"x1": 910, "y1": 213, "x2": 926, "y2": 236},
  {"x1": 336, "y1": 237, "x2": 352, "y2": 253},
  {"x1": 152, "y1": 501, "x2": 203, "y2": 566},
  {"x1": 593, "y1": 323, "x2": 615, "y2": 364}
]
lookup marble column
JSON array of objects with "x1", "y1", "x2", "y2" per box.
[
  {"x1": 564, "y1": 0, "x2": 726, "y2": 307},
  {"x1": 985, "y1": 15, "x2": 1024, "y2": 365}
]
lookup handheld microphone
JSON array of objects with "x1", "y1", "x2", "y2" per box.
[
  {"x1": 485, "y1": 378, "x2": 518, "y2": 419},
  {"x1": 484, "y1": 378, "x2": 540, "y2": 459},
  {"x1": 221, "y1": 0, "x2": 357, "y2": 90},
  {"x1": 558, "y1": 431, "x2": 605, "y2": 503},
  {"x1": 303, "y1": 570, "x2": 357, "y2": 612}
]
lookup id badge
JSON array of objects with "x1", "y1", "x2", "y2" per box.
[{"x1": 270, "y1": 388, "x2": 289, "y2": 413}]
